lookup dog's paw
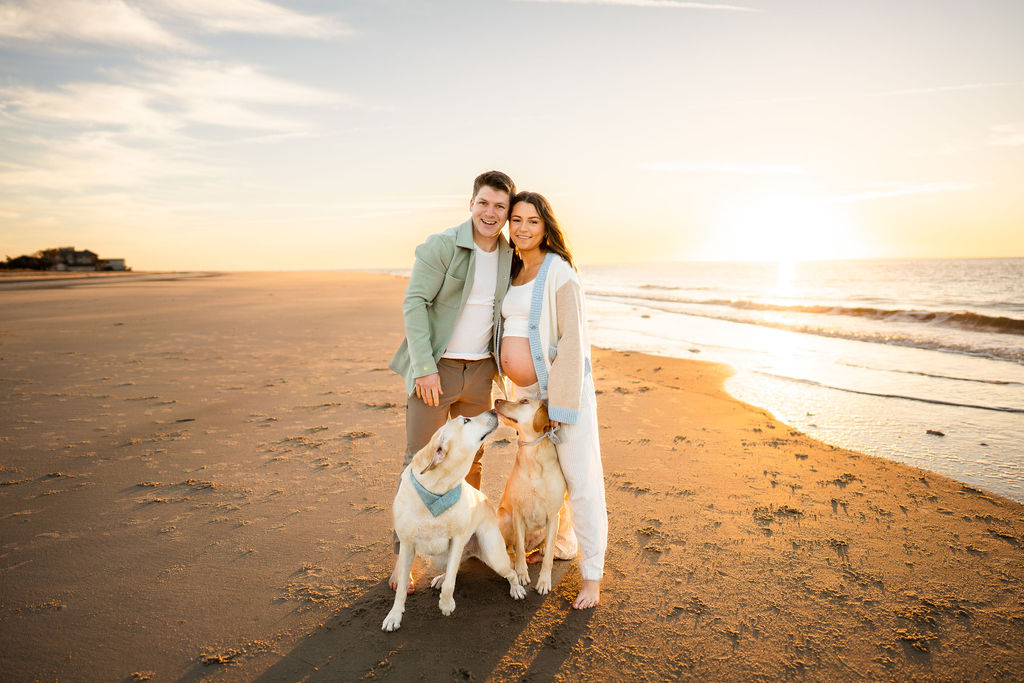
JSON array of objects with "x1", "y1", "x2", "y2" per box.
[
  {"x1": 515, "y1": 563, "x2": 530, "y2": 587},
  {"x1": 509, "y1": 582, "x2": 527, "y2": 600},
  {"x1": 536, "y1": 575, "x2": 552, "y2": 595},
  {"x1": 439, "y1": 595, "x2": 456, "y2": 616},
  {"x1": 382, "y1": 610, "x2": 403, "y2": 632},
  {"x1": 430, "y1": 573, "x2": 446, "y2": 589}
]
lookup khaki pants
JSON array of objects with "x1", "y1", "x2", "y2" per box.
[{"x1": 405, "y1": 356, "x2": 497, "y2": 471}]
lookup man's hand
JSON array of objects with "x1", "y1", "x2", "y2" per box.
[
  {"x1": 549, "y1": 420, "x2": 561, "y2": 432},
  {"x1": 414, "y1": 373, "x2": 443, "y2": 408}
]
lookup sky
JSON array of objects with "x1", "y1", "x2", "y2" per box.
[{"x1": 1, "y1": 0, "x2": 1022, "y2": 270}]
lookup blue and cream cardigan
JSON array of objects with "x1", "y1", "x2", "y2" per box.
[{"x1": 501, "y1": 252, "x2": 593, "y2": 425}]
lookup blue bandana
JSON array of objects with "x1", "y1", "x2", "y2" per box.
[{"x1": 410, "y1": 471, "x2": 462, "y2": 517}]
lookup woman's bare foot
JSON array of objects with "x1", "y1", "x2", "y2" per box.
[
  {"x1": 526, "y1": 551, "x2": 544, "y2": 565},
  {"x1": 573, "y1": 579, "x2": 600, "y2": 609},
  {"x1": 388, "y1": 566, "x2": 414, "y2": 594}
]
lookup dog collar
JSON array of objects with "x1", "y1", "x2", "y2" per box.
[
  {"x1": 409, "y1": 471, "x2": 462, "y2": 517},
  {"x1": 517, "y1": 424, "x2": 562, "y2": 448}
]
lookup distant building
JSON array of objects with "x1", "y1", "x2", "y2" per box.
[
  {"x1": 1, "y1": 247, "x2": 130, "y2": 272},
  {"x1": 52, "y1": 247, "x2": 98, "y2": 271},
  {"x1": 98, "y1": 258, "x2": 127, "y2": 271},
  {"x1": 3, "y1": 254, "x2": 45, "y2": 270}
]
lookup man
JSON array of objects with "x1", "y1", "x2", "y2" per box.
[{"x1": 388, "y1": 170, "x2": 515, "y2": 587}]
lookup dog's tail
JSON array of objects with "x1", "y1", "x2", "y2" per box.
[
  {"x1": 554, "y1": 496, "x2": 579, "y2": 561},
  {"x1": 496, "y1": 505, "x2": 513, "y2": 546}
]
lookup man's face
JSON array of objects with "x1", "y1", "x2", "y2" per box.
[{"x1": 469, "y1": 185, "x2": 510, "y2": 241}]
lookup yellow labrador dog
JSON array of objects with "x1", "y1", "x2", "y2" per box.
[
  {"x1": 494, "y1": 398, "x2": 576, "y2": 595},
  {"x1": 383, "y1": 410, "x2": 526, "y2": 632}
]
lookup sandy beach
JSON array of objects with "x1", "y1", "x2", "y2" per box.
[{"x1": 1, "y1": 271, "x2": 1022, "y2": 681}]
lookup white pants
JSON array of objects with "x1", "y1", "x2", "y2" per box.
[{"x1": 511, "y1": 375, "x2": 608, "y2": 581}]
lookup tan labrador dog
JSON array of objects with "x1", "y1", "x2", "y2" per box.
[
  {"x1": 494, "y1": 398, "x2": 576, "y2": 595},
  {"x1": 383, "y1": 410, "x2": 526, "y2": 632}
]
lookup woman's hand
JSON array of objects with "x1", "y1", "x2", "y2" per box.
[{"x1": 549, "y1": 419, "x2": 561, "y2": 432}]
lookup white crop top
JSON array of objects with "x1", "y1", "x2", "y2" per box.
[{"x1": 501, "y1": 281, "x2": 533, "y2": 338}]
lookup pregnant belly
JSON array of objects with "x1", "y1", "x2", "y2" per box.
[{"x1": 501, "y1": 336, "x2": 538, "y2": 387}]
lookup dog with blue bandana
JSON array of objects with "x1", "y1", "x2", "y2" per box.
[{"x1": 383, "y1": 410, "x2": 526, "y2": 632}]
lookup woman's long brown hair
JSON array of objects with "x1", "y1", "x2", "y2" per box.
[{"x1": 509, "y1": 191, "x2": 576, "y2": 279}]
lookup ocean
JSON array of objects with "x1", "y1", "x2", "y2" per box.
[{"x1": 579, "y1": 258, "x2": 1024, "y2": 503}]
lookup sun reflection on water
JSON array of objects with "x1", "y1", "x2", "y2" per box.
[{"x1": 774, "y1": 259, "x2": 797, "y2": 301}]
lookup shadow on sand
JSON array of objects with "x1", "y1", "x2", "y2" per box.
[{"x1": 197, "y1": 559, "x2": 595, "y2": 681}]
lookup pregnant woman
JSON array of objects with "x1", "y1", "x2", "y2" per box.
[{"x1": 499, "y1": 191, "x2": 608, "y2": 609}]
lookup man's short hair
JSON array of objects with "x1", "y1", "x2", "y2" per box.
[{"x1": 472, "y1": 170, "x2": 515, "y2": 200}]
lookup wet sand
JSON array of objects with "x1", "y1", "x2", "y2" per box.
[{"x1": 1, "y1": 271, "x2": 1022, "y2": 681}]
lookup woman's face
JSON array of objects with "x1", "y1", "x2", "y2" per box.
[{"x1": 509, "y1": 201, "x2": 545, "y2": 253}]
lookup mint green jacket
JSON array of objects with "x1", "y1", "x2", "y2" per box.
[{"x1": 389, "y1": 219, "x2": 513, "y2": 396}]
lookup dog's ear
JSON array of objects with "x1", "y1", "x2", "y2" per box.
[
  {"x1": 420, "y1": 434, "x2": 449, "y2": 474},
  {"x1": 532, "y1": 401, "x2": 550, "y2": 434}
]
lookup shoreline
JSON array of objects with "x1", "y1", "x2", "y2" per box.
[
  {"x1": 1, "y1": 271, "x2": 1022, "y2": 679},
  {"x1": 1, "y1": 265, "x2": 1017, "y2": 506},
  {"x1": 583, "y1": 281, "x2": 1024, "y2": 504},
  {"x1": 11, "y1": 265, "x2": 1016, "y2": 501}
]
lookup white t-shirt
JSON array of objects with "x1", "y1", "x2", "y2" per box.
[{"x1": 442, "y1": 244, "x2": 498, "y2": 360}]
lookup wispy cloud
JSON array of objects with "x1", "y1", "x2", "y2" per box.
[
  {"x1": 0, "y1": 58, "x2": 357, "y2": 192},
  {"x1": 144, "y1": 60, "x2": 353, "y2": 131},
  {"x1": 865, "y1": 81, "x2": 1024, "y2": 98},
  {"x1": 683, "y1": 81, "x2": 1024, "y2": 112},
  {"x1": 517, "y1": 0, "x2": 758, "y2": 11},
  {"x1": 1, "y1": 81, "x2": 178, "y2": 135},
  {"x1": 988, "y1": 122, "x2": 1024, "y2": 147},
  {"x1": 640, "y1": 161, "x2": 806, "y2": 175},
  {"x1": 0, "y1": 0, "x2": 193, "y2": 51},
  {"x1": 0, "y1": 0, "x2": 345, "y2": 52},
  {"x1": 0, "y1": 0, "x2": 358, "y2": 195},
  {"x1": 827, "y1": 182, "x2": 979, "y2": 204},
  {"x1": 151, "y1": 0, "x2": 349, "y2": 37},
  {"x1": 143, "y1": 195, "x2": 471, "y2": 222},
  {"x1": 148, "y1": 60, "x2": 348, "y2": 108},
  {"x1": 0, "y1": 60, "x2": 352, "y2": 137},
  {"x1": 0, "y1": 131, "x2": 208, "y2": 190}
]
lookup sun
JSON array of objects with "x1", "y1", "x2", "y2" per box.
[{"x1": 701, "y1": 195, "x2": 860, "y2": 262}]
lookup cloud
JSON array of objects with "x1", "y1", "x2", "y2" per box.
[
  {"x1": 518, "y1": 0, "x2": 758, "y2": 11},
  {"x1": 684, "y1": 82, "x2": 1024, "y2": 113},
  {"x1": 827, "y1": 182, "x2": 979, "y2": 203},
  {"x1": 0, "y1": 0, "x2": 345, "y2": 52},
  {"x1": 1, "y1": 81, "x2": 178, "y2": 135},
  {"x1": 640, "y1": 161, "x2": 806, "y2": 175},
  {"x1": 988, "y1": 122, "x2": 1024, "y2": 147},
  {"x1": 0, "y1": 60, "x2": 352, "y2": 137},
  {"x1": 0, "y1": 131, "x2": 208, "y2": 191},
  {"x1": 866, "y1": 81, "x2": 1024, "y2": 98},
  {"x1": 214, "y1": 195, "x2": 468, "y2": 213},
  {"x1": 151, "y1": 0, "x2": 349, "y2": 37},
  {"x1": 148, "y1": 60, "x2": 348, "y2": 108},
  {"x1": 0, "y1": 0, "x2": 193, "y2": 50},
  {"x1": 0, "y1": 59, "x2": 356, "y2": 191},
  {"x1": 142, "y1": 59, "x2": 353, "y2": 131}
]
